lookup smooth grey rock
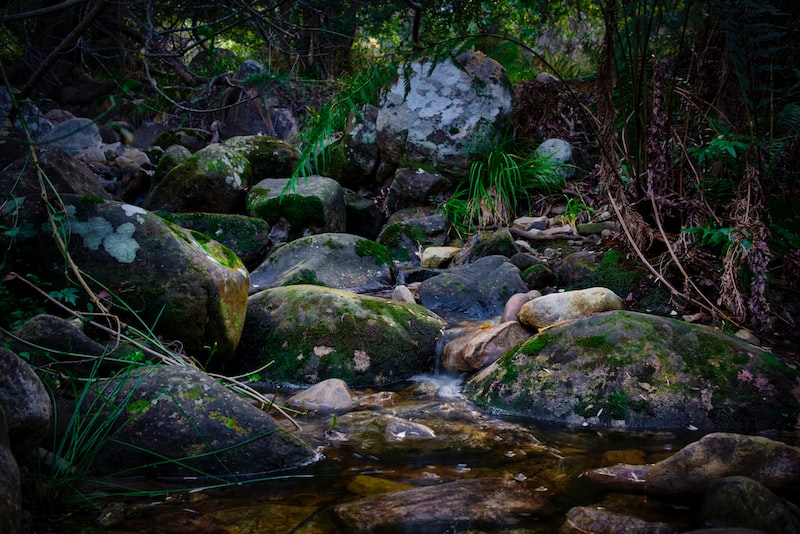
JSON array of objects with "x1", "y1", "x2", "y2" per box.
[
  {"x1": 418, "y1": 255, "x2": 528, "y2": 320},
  {"x1": 287, "y1": 378, "x2": 353, "y2": 413},
  {"x1": 249, "y1": 232, "x2": 394, "y2": 294}
]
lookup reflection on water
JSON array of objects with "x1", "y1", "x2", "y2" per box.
[{"x1": 49, "y1": 374, "x2": 799, "y2": 533}]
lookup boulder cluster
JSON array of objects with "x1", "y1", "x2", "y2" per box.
[{"x1": 1, "y1": 53, "x2": 799, "y2": 533}]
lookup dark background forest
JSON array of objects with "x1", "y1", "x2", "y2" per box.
[{"x1": 2, "y1": 0, "x2": 800, "y2": 346}]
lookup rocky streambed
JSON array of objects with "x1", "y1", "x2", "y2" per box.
[{"x1": 48, "y1": 373, "x2": 800, "y2": 534}]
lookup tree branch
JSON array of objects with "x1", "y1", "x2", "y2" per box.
[
  {"x1": 0, "y1": 0, "x2": 88, "y2": 23},
  {"x1": 19, "y1": 0, "x2": 106, "y2": 99}
]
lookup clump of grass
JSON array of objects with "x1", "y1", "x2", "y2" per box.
[{"x1": 443, "y1": 147, "x2": 566, "y2": 238}]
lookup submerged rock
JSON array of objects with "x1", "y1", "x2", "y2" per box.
[
  {"x1": 699, "y1": 475, "x2": 800, "y2": 533},
  {"x1": 466, "y1": 310, "x2": 800, "y2": 431},
  {"x1": 232, "y1": 285, "x2": 445, "y2": 386},
  {"x1": 561, "y1": 506, "x2": 676, "y2": 534},
  {"x1": 333, "y1": 478, "x2": 556, "y2": 532}
]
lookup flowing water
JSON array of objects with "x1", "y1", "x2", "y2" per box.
[{"x1": 48, "y1": 372, "x2": 800, "y2": 533}]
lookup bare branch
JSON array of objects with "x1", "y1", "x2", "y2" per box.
[{"x1": 0, "y1": 0, "x2": 88, "y2": 23}]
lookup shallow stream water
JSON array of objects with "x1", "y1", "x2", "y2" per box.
[{"x1": 49, "y1": 373, "x2": 800, "y2": 533}]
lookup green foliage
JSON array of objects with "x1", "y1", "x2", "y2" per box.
[
  {"x1": 443, "y1": 145, "x2": 566, "y2": 237},
  {"x1": 30, "y1": 359, "x2": 156, "y2": 512},
  {"x1": 291, "y1": 62, "x2": 398, "y2": 181}
]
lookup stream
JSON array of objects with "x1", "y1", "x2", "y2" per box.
[{"x1": 51, "y1": 372, "x2": 800, "y2": 533}]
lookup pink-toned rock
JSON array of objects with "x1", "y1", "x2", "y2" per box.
[
  {"x1": 501, "y1": 291, "x2": 541, "y2": 322},
  {"x1": 287, "y1": 378, "x2": 353, "y2": 413},
  {"x1": 442, "y1": 321, "x2": 532, "y2": 372}
]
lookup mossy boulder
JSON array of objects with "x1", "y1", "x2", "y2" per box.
[
  {"x1": 231, "y1": 285, "x2": 445, "y2": 387},
  {"x1": 465, "y1": 310, "x2": 800, "y2": 431},
  {"x1": 246, "y1": 176, "x2": 345, "y2": 240},
  {"x1": 8, "y1": 195, "x2": 249, "y2": 365},
  {"x1": 144, "y1": 143, "x2": 251, "y2": 213},
  {"x1": 377, "y1": 207, "x2": 448, "y2": 263},
  {"x1": 249, "y1": 233, "x2": 395, "y2": 294},
  {"x1": 161, "y1": 212, "x2": 271, "y2": 270},
  {"x1": 152, "y1": 144, "x2": 192, "y2": 184},
  {"x1": 222, "y1": 135, "x2": 299, "y2": 184},
  {"x1": 90, "y1": 365, "x2": 317, "y2": 477},
  {"x1": 451, "y1": 228, "x2": 520, "y2": 266}
]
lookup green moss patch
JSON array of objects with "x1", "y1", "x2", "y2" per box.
[{"x1": 465, "y1": 310, "x2": 800, "y2": 431}]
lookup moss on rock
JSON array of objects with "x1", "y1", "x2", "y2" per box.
[
  {"x1": 465, "y1": 310, "x2": 800, "y2": 432},
  {"x1": 233, "y1": 285, "x2": 445, "y2": 387}
]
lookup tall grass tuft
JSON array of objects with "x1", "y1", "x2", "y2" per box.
[{"x1": 443, "y1": 146, "x2": 567, "y2": 238}]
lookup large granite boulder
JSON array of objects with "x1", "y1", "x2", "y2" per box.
[
  {"x1": 417, "y1": 255, "x2": 528, "y2": 320},
  {"x1": 376, "y1": 50, "x2": 512, "y2": 176},
  {"x1": 231, "y1": 285, "x2": 445, "y2": 386},
  {"x1": 6, "y1": 196, "x2": 249, "y2": 365},
  {"x1": 249, "y1": 232, "x2": 394, "y2": 294},
  {"x1": 145, "y1": 143, "x2": 251, "y2": 213},
  {"x1": 247, "y1": 176, "x2": 345, "y2": 241},
  {"x1": 89, "y1": 365, "x2": 317, "y2": 477},
  {"x1": 465, "y1": 310, "x2": 800, "y2": 431}
]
